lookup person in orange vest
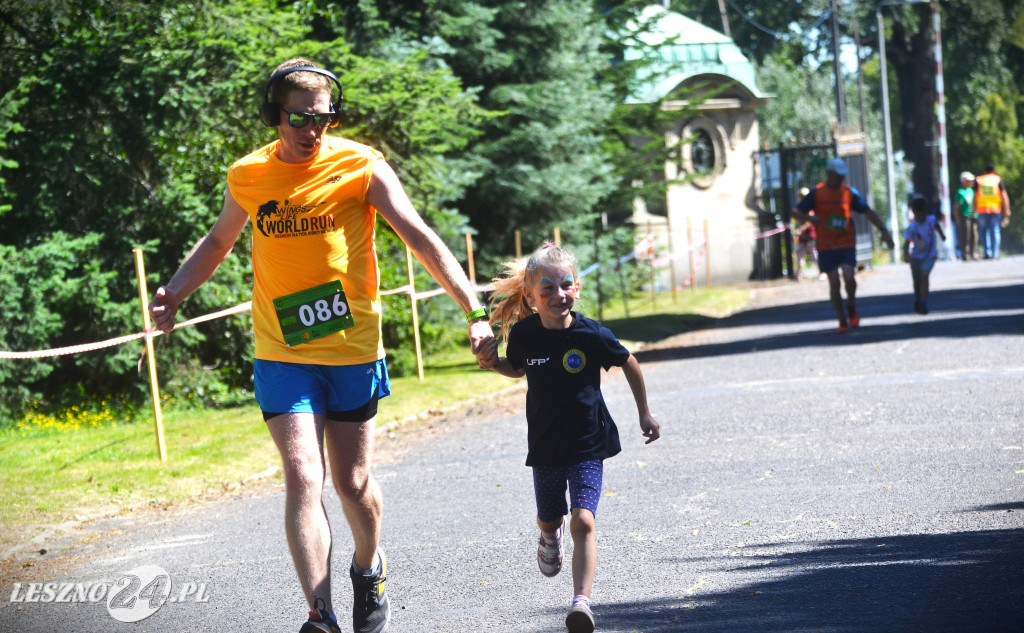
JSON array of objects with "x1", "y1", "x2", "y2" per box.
[
  {"x1": 973, "y1": 163, "x2": 1012, "y2": 259},
  {"x1": 792, "y1": 158, "x2": 895, "y2": 334}
]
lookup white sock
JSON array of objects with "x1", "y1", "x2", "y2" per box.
[{"x1": 354, "y1": 552, "x2": 381, "y2": 576}]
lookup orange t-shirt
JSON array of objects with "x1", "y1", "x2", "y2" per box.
[{"x1": 227, "y1": 136, "x2": 385, "y2": 365}]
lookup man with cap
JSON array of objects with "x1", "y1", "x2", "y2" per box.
[{"x1": 792, "y1": 158, "x2": 895, "y2": 333}]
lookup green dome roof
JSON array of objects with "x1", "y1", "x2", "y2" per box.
[{"x1": 623, "y1": 5, "x2": 764, "y2": 104}]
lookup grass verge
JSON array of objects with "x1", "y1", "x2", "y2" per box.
[{"x1": 0, "y1": 285, "x2": 748, "y2": 553}]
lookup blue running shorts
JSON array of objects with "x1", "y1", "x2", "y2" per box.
[
  {"x1": 254, "y1": 359, "x2": 390, "y2": 422},
  {"x1": 817, "y1": 247, "x2": 856, "y2": 274}
]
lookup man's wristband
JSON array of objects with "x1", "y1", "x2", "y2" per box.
[{"x1": 466, "y1": 308, "x2": 487, "y2": 322}]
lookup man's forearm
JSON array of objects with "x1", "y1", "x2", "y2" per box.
[{"x1": 408, "y1": 232, "x2": 482, "y2": 314}]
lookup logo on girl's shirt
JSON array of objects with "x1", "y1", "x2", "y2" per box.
[{"x1": 563, "y1": 349, "x2": 586, "y2": 374}]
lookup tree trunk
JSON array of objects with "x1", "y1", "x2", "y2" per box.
[{"x1": 888, "y1": 6, "x2": 937, "y2": 203}]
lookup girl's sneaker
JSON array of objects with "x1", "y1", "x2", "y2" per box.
[
  {"x1": 537, "y1": 518, "x2": 565, "y2": 577},
  {"x1": 566, "y1": 597, "x2": 595, "y2": 633}
]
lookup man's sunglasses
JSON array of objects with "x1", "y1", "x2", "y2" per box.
[{"x1": 280, "y1": 108, "x2": 335, "y2": 129}]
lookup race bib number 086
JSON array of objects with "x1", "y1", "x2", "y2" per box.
[{"x1": 273, "y1": 280, "x2": 355, "y2": 347}]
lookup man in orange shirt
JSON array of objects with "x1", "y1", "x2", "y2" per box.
[
  {"x1": 792, "y1": 158, "x2": 895, "y2": 333},
  {"x1": 150, "y1": 59, "x2": 494, "y2": 633},
  {"x1": 974, "y1": 163, "x2": 1012, "y2": 259}
]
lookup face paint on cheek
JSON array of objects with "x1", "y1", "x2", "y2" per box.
[
  {"x1": 564, "y1": 275, "x2": 577, "y2": 297},
  {"x1": 539, "y1": 277, "x2": 556, "y2": 299},
  {"x1": 538, "y1": 274, "x2": 577, "y2": 300}
]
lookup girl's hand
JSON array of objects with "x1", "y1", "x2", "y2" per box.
[
  {"x1": 476, "y1": 336, "x2": 499, "y2": 369},
  {"x1": 640, "y1": 413, "x2": 660, "y2": 444}
]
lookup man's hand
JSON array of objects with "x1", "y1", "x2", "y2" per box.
[{"x1": 149, "y1": 286, "x2": 180, "y2": 333}]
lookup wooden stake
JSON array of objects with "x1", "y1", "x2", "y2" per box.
[
  {"x1": 132, "y1": 248, "x2": 167, "y2": 461},
  {"x1": 704, "y1": 218, "x2": 712, "y2": 289},
  {"x1": 406, "y1": 246, "x2": 424, "y2": 380},
  {"x1": 465, "y1": 233, "x2": 476, "y2": 284}
]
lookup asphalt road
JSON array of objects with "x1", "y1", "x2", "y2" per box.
[{"x1": 2, "y1": 256, "x2": 1023, "y2": 633}]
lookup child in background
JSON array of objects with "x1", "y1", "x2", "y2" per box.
[
  {"x1": 902, "y1": 195, "x2": 946, "y2": 314},
  {"x1": 792, "y1": 187, "x2": 818, "y2": 280},
  {"x1": 479, "y1": 244, "x2": 660, "y2": 633}
]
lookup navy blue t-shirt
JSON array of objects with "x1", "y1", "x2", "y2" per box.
[{"x1": 506, "y1": 312, "x2": 630, "y2": 467}]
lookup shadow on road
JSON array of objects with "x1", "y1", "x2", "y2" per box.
[
  {"x1": 582, "y1": 527, "x2": 1024, "y2": 632},
  {"x1": 635, "y1": 282, "x2": 1024, "y2": 364}
]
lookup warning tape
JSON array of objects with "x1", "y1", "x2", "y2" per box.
[{"x1": 754, "y1": 225, "x2": 789, "y2": 240}]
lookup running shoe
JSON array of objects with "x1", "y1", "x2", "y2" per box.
[
  {"x1": 537, "y1": 518, "x2": 565, "y2": 578},
  {"x1": 836, "y1": 324, "x2": 849, "y2": 334},
  {"x1": 847, "y1": 305, "x2": 860, "y2": 327},
  {"x1": 299, "y1": 602, "x2": 342, "y2": 633},
  {"x1": 350, "y1": 550, "x2": 390, "y2": 633},
  {"x1": 566, "y1": 599, "x2": 595, "y2": 633}
]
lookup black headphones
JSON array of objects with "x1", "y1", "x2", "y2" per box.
[{"x1": 260, "y1": 65, "x2": 342, "y2": 128}]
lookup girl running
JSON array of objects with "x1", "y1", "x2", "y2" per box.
[
  {"x1": 479, "y1": 243, "x2": 660, "y2": 633},
  {"x1": 902, "y1": 195, "x2": 947, "y2": 314}
]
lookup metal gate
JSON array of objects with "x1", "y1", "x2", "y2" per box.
[{"x1": 757, "y1": 140, "x2": 874, "y2": 280}]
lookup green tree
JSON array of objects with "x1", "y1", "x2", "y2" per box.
[
  {"x1": 755, "y1": 53, "x2": 834, "y2": 145},
  {"x1": 0, "y1": 0, "x2": 487, "y2": 421},
  {"x1": 324, "y1": 1, "x2": 620, "y2": 272},
  {"x1": 0, "y1": 0, "x2": 271, "y2": 419}
]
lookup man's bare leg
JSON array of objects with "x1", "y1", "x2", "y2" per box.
[
  {"x1": 826, "y1": 269, "x2": 847, "y2": 328},
  {"x1": 266, "y1": 412, "x2": 334, "y2": 611},
  {"x1": 324, "y1": 418, "x2": 382, "y2": 571}
]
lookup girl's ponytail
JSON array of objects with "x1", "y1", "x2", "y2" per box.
[{"x1": 488, "y1": 257, "x2": 532, "y2": 343}]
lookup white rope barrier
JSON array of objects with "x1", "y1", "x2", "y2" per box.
[{"x1": 1, "y1": 227, "x2": 788, "y2": 360}]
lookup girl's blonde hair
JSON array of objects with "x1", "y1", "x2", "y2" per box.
[{"x1": 488, "y1": 243, "x2": 579, "y2": 342}]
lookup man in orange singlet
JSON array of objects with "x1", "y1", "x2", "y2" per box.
[{"x1": 792, "y1": 158, "x2": 895, "y2": 334}]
